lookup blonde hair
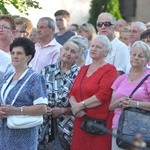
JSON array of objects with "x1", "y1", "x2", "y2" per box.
[{"x1": 79, "y1": 23, "x2": 96, "y2": 41}]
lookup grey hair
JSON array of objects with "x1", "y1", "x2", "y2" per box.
[
  {"x1": 64, "y1": 38, "x2": 83, "y2": 55},
  {"x1": 131, "y1": 22, "x2": 147, "y2": 33},
  {"x1": 39, "y1": 17, "x2": 55, "y2": 29},
  {"x1": 131, "y1": 41, "x2": 150, "y2": 63},
  {"x1": 93, "y1": 35, "x2": 112, "y2": 54},
  {"x1": 69, "y1": 35, "x2": 89, "y2": 50},
  {"x1": 98, "y1": 12, "x2": 116, "y2": 25}
]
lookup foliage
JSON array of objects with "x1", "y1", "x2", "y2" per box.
[
  {"x1": 0, "y1": 0, "x2": 41, "y2": 15},
  {"x1": 88, "y1": 0, "x2": 122, "y2": 28}
]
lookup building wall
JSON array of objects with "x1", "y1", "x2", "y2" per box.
[{"x1": 135, "y1": 0, "x2": 150, "y2": 23}]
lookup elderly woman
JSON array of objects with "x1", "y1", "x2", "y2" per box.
[
  {"x1": 70, "y1": 35, "x2": 89, "y2": 67},
  {"x1": 109, "y1": 41, "x2": 150, "y2": 150},
  {"x1": 69, "y1": 35, "x2": 117, "y2": 150},
  {"x1": 0, "y1": 37, "x2": 48, "y2": 150},
  {"x1": 40, "y1": 39, "x2": 82, "y2": 150}
]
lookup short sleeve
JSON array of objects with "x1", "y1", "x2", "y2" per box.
[
  {"x1": 30, "y1": 73, "x2": 48, "y2": 105},
  {"x1": 95, "y1": 66, "x2": 117, "y2": 102},
  {"x1": 111, "y1": 74, "x2": 126, "y2": 91}
]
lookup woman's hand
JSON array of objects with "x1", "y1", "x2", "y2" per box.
[
  {"x1": 121, "y1": 97, "x2": 136, "y2": 108},
  {"x1": 74, "y1": 110, "x2": 86, "y2": 117},
  {"x1": 46, "y1": 105, "x2": 52, "y2": 116},
  {"x1": 0, "y1": 105, "x2": 7, "y2": 118},
  {"x1": 51, "y1": 107, "x2": 63, "y2": 118},
  {"x1": 71, "y1": 102, "x2": 85, "y2": 116},
  {"x1": 0, "y1": 104, "x2": 16, "y2": 116}
]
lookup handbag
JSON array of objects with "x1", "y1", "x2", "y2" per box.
[
  {"x1": 80, "y1": 116, "x2": 107, "y2": 135},
  {"x1": 6, "y1": 73, "x2": 43, "y2": 129},
  {"x1": 79, "y1": 68, "x2": 107, "y2": 135},
  {"x1": 7, "y1": 115, "x2": 43, "y2": 129},
  {"x1": 117, "y1": 74, "x2": 150, "y2": 149},
  {"x1": 38, "y1": 118, "x2": 63, "y2": 150}
]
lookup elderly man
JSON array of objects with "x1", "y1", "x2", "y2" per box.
[
  {"x1": 86, "y1": 12, "x2": 129, "y2": 75},
  {"x1": 125, "y1": 21, "x2": 147, "y2": 72},
  {"x1": 29, "y1": 17, "x2": 62, "y2": 73},
  {"x1": 129, "y1": 21, "x2": 147, "y2": 46}
]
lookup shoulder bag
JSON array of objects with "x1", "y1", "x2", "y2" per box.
[
  {"x1": 79, "y1": 67, "x2": 108, "y2": 135},
  {"x1": 7, "y1": 73, "x2": 43, "y2": 129},
  {"x1": 116, "y1": 74, "x2": 150, "y2": 149}
]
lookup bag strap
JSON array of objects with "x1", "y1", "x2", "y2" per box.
[
  {"x1": 11, "y1": 73, "x2": 36, "y2": 105},
  {"x1": 129, "y1": 74, "x2": 150, "y2": 98},
  {"x1": 80, "y1": 66, "x2": 110, "y2": 121}
]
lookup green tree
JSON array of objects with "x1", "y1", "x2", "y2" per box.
[
  {"x1": 0, "y1": 0, "x2": 41, "y2": 15},
  {"x1": 89, "y1": 0, "x2": 122, "y2": 27}
]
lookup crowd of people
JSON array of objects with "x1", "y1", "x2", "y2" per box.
[{"x1": 0, "y1": 9, "x2": 150, "y2": 150}]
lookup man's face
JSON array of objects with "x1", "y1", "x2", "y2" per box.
[
  {"x1": 37, "y1": 20, "x2": 53, "y2": 40},
  {"x1": 129, "y1": 24, "x2": 142, "y2": 45},
  {"x1": 96, "y1": 15, "x2": 114, "y2": 39},
  {"x1": 55, "y1": 15, "x2": 68, "y2": 30}
]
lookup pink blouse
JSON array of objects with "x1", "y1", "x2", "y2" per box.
[{"x1": 111, "y1": 73, "x2": 150, "y2": 129}]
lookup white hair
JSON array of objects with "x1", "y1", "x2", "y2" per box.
[
  {"x1": 93, "y1": 35, "x2": 112, "y2": 53},
  {"x1": 132, "y1": 41, "x2": 150, "y2": 63}
]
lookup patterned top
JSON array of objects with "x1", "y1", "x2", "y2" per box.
[
  {"x1": 40, "y1": 61, "x2": 79, "y2": 145},
  {"x1": 0, "y1": 68, "x2": 48, "y2": 150}
]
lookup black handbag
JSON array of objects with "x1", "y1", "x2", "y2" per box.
[
  {"x1": 38, "y1": 117, "x2": 56, "y2": 150},
  {"x1": 79, "y1": 68, "x2": 107, "y2": 135},
  {"x1": 117, "y1": 74, "x2": 150, "y2": 149},
  {"x1": 80, "y1": 116, "x2": 107, "y2": 135}
]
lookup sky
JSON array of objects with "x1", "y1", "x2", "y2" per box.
[{"x1": 6, "y1": 0, "x2": 92, "y2": 27}]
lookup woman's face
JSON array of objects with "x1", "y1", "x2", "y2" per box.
[
  {"x1": 130, "y1": 46, "x2": 147, "y2": 69},
  {"x1": 11, "y1": 46, "x2": 31, "y2": 68},
  {"x1": 90, "y1": 38, "x2": 107, "y2": 61},
  {"x1": 60, "y1": 41, "x2": 79, "y2": 64}
]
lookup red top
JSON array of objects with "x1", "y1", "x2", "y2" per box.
[{"x1": 70, "y1": 64, "x2": 117, "y2": 150}]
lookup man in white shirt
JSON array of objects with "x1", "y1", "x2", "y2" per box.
[
  {"x1": 29, "y1": 17, "x2": 62, "y2": 73},
  {"x1": 85, "y1": 12, "x2": 129, "y2": 76}
]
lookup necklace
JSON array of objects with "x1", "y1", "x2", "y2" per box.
[{"x1": 128, "y1": 71, "x2": 145, "y2": 82}]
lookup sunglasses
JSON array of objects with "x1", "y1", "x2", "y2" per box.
[{"x1": 96, "y1": 22, "x2": 113, "y2": 27}]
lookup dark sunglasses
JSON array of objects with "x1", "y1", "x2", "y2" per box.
[{"x1": 96, "y1": 22, "x2": 113, "y2": 27}]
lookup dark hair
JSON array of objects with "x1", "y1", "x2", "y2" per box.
[
  {"x1": 0, "y1": 15, "x2": 16, "y2": 30},
  {"x1": 10, "y1": 37, "x2": 35, "y2": 62},
  {"x1": 140, "y1": 29, "x2": 150, "y2": 40},
  {"x1": 54, "y1": 10, "x2": 70, "y2": 19},
  {"x1": 71, "y1": 24, "x2": 79, "y2": 29}
]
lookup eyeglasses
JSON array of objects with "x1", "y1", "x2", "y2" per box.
[
  {"x1": 96, "y1": 22, "x2": 113, "y2": 27},
  {"x1": 0, "y1": 25, "x2": 11, "y2": 30},
  {"x1": 16, "y1": 30, "x2": 26, "y2": 33}
]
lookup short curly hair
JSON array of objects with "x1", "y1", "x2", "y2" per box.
[{"x1": 10, "y1": 37, "x2": 35, "y2": 62}]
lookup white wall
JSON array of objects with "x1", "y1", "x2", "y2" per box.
[
  {"x1": 6, "y1": 0, "x2": 92, "y2": 27},
  {"x1": 135, "y1": 0, "x2": 150, "y2": 23}
]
